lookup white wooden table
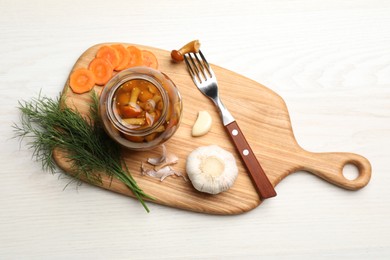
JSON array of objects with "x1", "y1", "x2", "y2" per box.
[{"x1": 1, "y1": 0, "x2": 389, "y2": 258}]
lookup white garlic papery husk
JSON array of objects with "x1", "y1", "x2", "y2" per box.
[
  {"x1": 147, "y1": 144, "x2": 167, "y2": 165},
  {"x1": 141, "y1": 163, "x2": 186, "y2": 182},
  {"x1": 142, "y1": 144, "x2": 186, "y2": 182},
  {"x1": 186, "y1": 145, "x2": 238, "y2": 194}
]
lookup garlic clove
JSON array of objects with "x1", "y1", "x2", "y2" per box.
[
  {"x1": 186, "y1": 145, "x2": 238, "y2": 194},
  {"x1": 191, "y1": 111, "x2": 212, "y2": 137}
]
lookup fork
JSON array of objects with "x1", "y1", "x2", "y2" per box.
[{"x1": 184, "y1": 51, "x2": 277, "y2": 200}]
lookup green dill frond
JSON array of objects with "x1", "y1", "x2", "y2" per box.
[{"x1": 13, "y1": 91, "x2": 152, "y2": 212}]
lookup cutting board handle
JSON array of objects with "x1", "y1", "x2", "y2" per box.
[{"x1": 300, "y1": 151, "x2": 371, "y2": 190}]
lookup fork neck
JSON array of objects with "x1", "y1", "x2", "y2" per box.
[{"x1": 214, "y1": 97, "x2": 235, "y2": 126}]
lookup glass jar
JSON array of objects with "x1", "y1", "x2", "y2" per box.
[{"x1": 99, "y1": 67, "x2": 183, "y2": 151}]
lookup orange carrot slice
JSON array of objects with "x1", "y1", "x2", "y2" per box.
[
  {"x1": 88, "y1": 58, "x2": 113, "y2": 86},
  {"x1": 96, "y1": 45, "x2": 120, "y2": 68},
  {"x1": 69, "y1": 68, "x2": 96, "y2": 94},
  {"x1": 127, "y1": 46, "x2": 143, "y2": 68},
  {"x1": 112, "y1": 44, "x2": 130, "y2": 71},
  {"x1": 141, "y1": 50, "x2": 159, "y2": 69}
]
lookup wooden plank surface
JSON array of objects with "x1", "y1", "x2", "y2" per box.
[{"x1": 53, "y1": 43, "x2": 371, "y2": 214}]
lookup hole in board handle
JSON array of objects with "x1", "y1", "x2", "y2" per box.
[{"x1": 343, "y1": 163, "x2": 360, "y2": 181}]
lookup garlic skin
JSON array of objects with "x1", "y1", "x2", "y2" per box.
[
  {"x1": 192, "y1": 111, "x2": 212, "y2": 137},
  {"x1": 141, "y1": 163, "x2": 186, "y2": 182},
  {"x1": 147, "y1": 144, "x2": 167, "y2": 166},
  {"x1": 186, "y1": 145, "x2": 238, "y2": 194},
  {"x1": 142, "y1": 144, "x2": 186, "y2": 182}
]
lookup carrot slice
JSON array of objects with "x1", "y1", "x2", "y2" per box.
[
  {"x1": 141, "y1": 50, "x2": 158, "y2": 69},
  {"x1": 96, "y1": 45, "x2": 120, "y2": 68},
  {"x1": 112, "y1": 44, "x2": 130, "y2": 71},
  {"x1": 69, "y1": 68, "x2": 96, "y2": 94},
  {"x1": 127, "y1": 46, "x2": 143, "y2": 68},
  {"x1": 88, "y1": 58, "x2": 113, "y2": 85}
]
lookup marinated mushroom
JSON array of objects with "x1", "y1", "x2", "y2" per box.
[{"x1": 171, "y1": 40, "x2": 201, "y2": 62}]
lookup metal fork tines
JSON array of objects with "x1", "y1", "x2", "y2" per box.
[
  {"x1": 184, "y1": 51, "x2": 277, "y2": 200},
  {"x1": 185, "y1": 51, "x2": 215, "y2": 85},
  {"x1": 184, "y1": 51, "x2": 234, "y2": 126}
]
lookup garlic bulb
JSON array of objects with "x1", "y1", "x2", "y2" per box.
[
  {"x1": 191, "y1": 111, "x2": 212, "y2": 137},
  {"x1": 186, "y1": 145, "x2": 238, "y2": 194}
]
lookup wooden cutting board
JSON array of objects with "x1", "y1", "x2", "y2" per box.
[{"x1": 54, "y1": 43, "x2": 372, "y2": 215}]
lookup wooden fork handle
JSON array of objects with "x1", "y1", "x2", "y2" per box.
[{"x1": 225, "y1": 121, "x2": 277, "y2": 200}]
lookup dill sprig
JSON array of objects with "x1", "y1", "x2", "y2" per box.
[{"x1": 13, "y1": 91, "x2": 153, "y2": 212}]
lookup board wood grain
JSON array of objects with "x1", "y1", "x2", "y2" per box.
[{"x1": 53, "y1": 43, "x2": 372, "y2": 215}]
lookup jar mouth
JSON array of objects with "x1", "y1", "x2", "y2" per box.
[{"x1": 105, "y1": 72, "x2": 169, "y2": 136}]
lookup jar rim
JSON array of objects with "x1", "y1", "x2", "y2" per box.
[{"x1": 105, "y1": 71, "x2": 169, "y2": 136}]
